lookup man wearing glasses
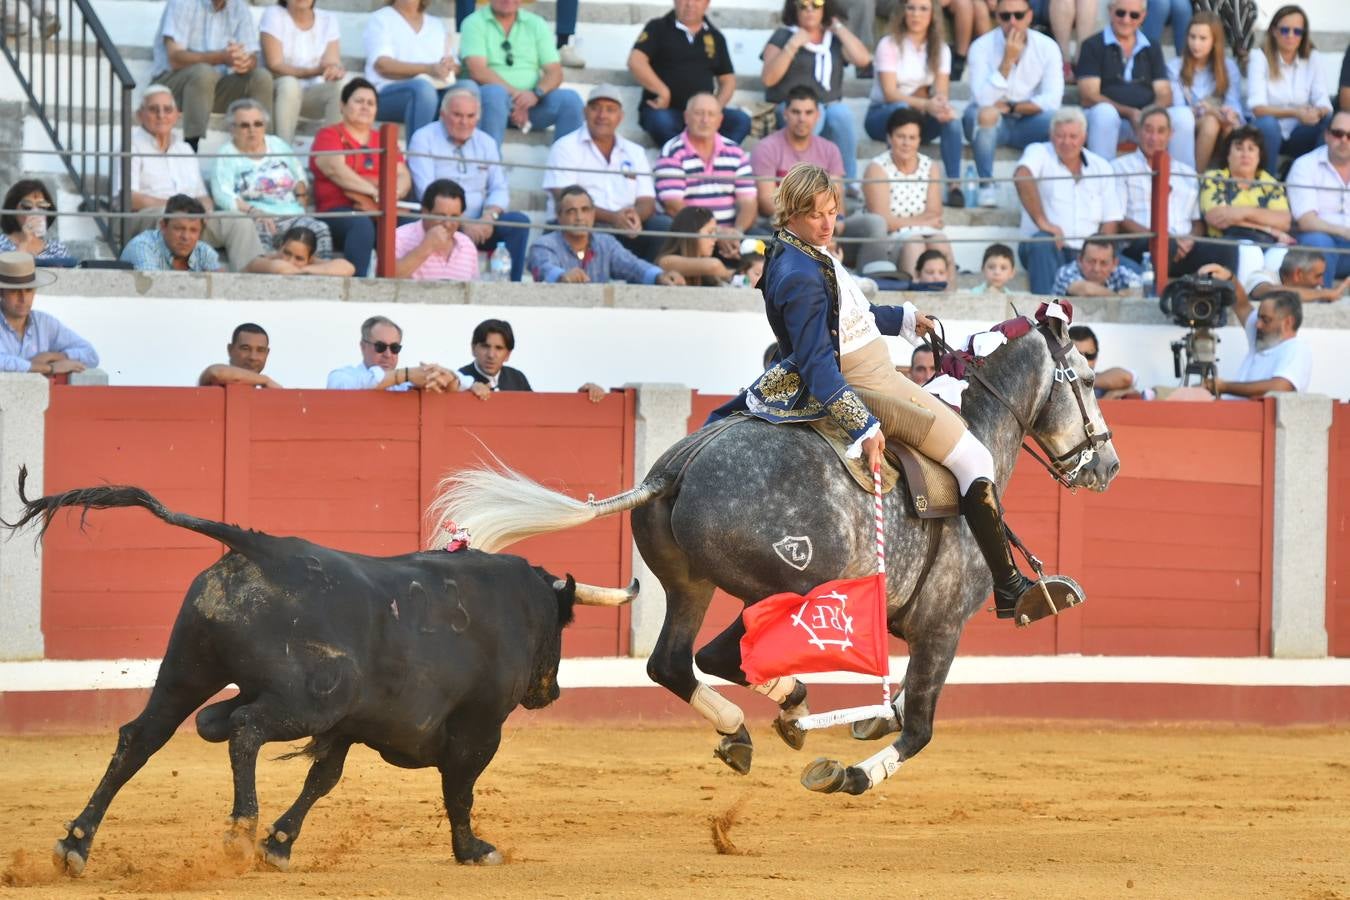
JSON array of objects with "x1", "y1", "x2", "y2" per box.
[
  {"x1": 1288, "y1": 110, "x2": 1350, "y2": 288},
  {"x1": 408, "y1": 88, "x2": 530, "y2": 281},
  {"x1": 1076, "y1": 0, "x2": 1173, "y2": 162},
  {"x1": 459, "y1": 0, "x2": 584, "y2": 148},
  {"x1": 963, "y1": 0, "x2": 1064, "y2": 209},
  {"x1": 326, "y1": 315, "x2": 458, "y2": 392}
]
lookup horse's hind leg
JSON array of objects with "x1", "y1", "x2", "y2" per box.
[
  {"x1": 695, "y1": 617, "x2": 812, "y2": 751},
  {"x1": 801, "y1": 631, "x2": 958, "y2": 795}
]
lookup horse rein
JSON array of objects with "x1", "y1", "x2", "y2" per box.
[{"x1": 923, "y1": 319, "x2": 1112, "y2": 493}]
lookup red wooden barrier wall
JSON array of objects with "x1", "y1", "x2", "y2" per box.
[
  {"x1": 1330, "y1": 403, "x2": 1350, "y2": 657},
  {"x1": 687, "y1": 394, "x2": 1276, "y2": 657},
  {"x1": 41, "y1": 386, "x2": 635, "y2": 660}
]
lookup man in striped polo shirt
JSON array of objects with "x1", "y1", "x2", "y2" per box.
[{"x1": 654, "y1": 93, "x2": 758, "y2": 256}]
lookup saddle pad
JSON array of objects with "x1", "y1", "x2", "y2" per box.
[
  {"x1": 805, "y1": 422, "x2": 960, "y2": 519},
  {"x1": 807, "y1": 417, "x2": 900, "y2": 494}
]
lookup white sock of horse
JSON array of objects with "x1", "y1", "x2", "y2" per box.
[{"x1": 858, "y1": 744, "x2": 901, "y2": 788}]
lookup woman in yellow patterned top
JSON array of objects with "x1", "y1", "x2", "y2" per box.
[{"x1": 1199, "y1": 125, "x2": 1294, "y2": 234}]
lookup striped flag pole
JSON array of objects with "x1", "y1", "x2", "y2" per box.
[{"x1": 874, "y1": 462, "x2": 891, "y2": 708}]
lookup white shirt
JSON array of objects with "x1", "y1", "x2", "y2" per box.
[
  {"x1": 259, "y1": 6, "x2": 340, "y2": 86},
  {"x1": 363, "y1": 6, "x2": 455, "y2": 89},
  {"x1": 122, "y1": 126, "x2": 207, "y2": 198},
  {"x1": 1286, "y1": 145, "x2": 1350, "y2": 229},
  {"x1": 541, "y1": 127, "x2": 656, "y2": 218},
  {"x1": 869, "y1": 34, "x2": 950, "y2": 105},
  {"x1": 967, "y1": 27, "x2": 1063, "y2": 111},
  {"x1": 822, "y1": 245, "x2": 918, "y2": 355},
  {"x1": 1111, "y1": 149, "x2": 1199, "y2": 236},
  {"x1": 1016, "y1": 142, "x2": 1124, "y2": 248},
  {"x1": 1245, "y1": 51, "x2": 1329, "y2": 140},
  {"x1": 326, "y1": 362, "x2": 415, "y2": 391},
  {"x1": 1229, "y1": 309, "x2": 1312, "y2": 395}
]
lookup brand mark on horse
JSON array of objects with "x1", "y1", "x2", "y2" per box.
[{"x1": 772, "y1": 535, "x2": 813, "y2": 571}]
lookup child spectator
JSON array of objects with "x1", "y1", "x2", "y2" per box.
[
  {"x1": 244, "y1": 225, "x2": 356, "y2": 276},
  {"x1": 654, "y1": 207, "x2": 732, "y2": 286},
  {"x1": 734, "y1": 252, "x2": 764, "y2": 288},
  {"x1": 914, "y1": 248, "x2": 951, "y2": 287},
  {"x1": 971, "y1": 243, "x2": 1016, "y2": 294}
]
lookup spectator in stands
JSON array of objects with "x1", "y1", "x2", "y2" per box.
[
  {"x1": 150, "y1": 0, "x2": 273, "y2": 152},
  {"x1": 244, "y1": 224, "x2": 355, "y2": 275},
  {"x1": 213, "y1": 99, "x2": 332, "y2": 257},
  {"x1": 120, "y1": 194, "x2": 223, "y2": 272},
  {"x1": 0, "y1": 252, "x2": 96, "y2": 375},
  {"x1": 1013, "y1": 106, "x2": 1123, "y2": 294},
  {"x1": 125, "y1": 85, "x2": 263, "y2": 271},
  {"x1": 527, "y1": 185, "x2": 685, "y2": 286},
  {"x1": 863, "y1": 106, "x2": 954, "y2": 278},
  {"x1": 1068, "y1": 323, "x2": 1140, "y2": 398},
  {"x1": 0, "y1": 179, "x2": 71, "y2": 264},
  {"x1": 260, "y1": 0, "x2": 346, "y2": 145},
  {"x1": 962, "y1": 0, "x2": 1063, "y2": 209},
  {"x1": 1111, "y1": 106, "x2": 1209, "y2": 275},
  {"x1": 456, "y1": 317, "x2": 606, "y2": 401},
  {"x1": 199, "y1": 322, "x2": 281, "y2": 387},
  {"x1": 543, "y1": 85, "x2": 666, "y2": 263},
  {"x1": 1140, "y1": 0, "x2": 1188, "y2": 56},
  {"x1": 1037, "y1": 0, "x2": 1095, "y2": 81},
  {"x1": 328, "y1": 314, "x2": 456, "y2": 391},
  {"x1": 654, "y1": 93, "x2": 758, "y2": 257},
  {"x1": 908, "y1": 344, "x2": 936, "y2": 383},
  {"x1": 310, "y1": 78, "x2": 413, "y2": 277},
  {"x1": 407, "y1": 87, "x2": 529, "y2": 281},
  {"x1": 459, "y1": 0, "x2": 584, "y2": 147},
  {"x1": 864, "y1": 0, "x2": 964, "y2": 207},
  {"x1": 628, "y1": 0, "x2": 753, "y2": 147},
  {"x1": 1076, "y1": 0, "x2": 1172, "y2": 163},
  {"x1": 971, "y1": 242, "x2": 1016, "y2": 293},
  {"x1": 1206, "y1": 288, "x2": 1312, "y2": 398},
  {"x1": 1167, "y1": 12, "x2": 1243, "y2": 172},
  {"x1": 655, "y1": 206, "x2": 732, "y2": 285},
  {"x1": 1052, "y1": 235, "x2": 1141, "y2": 295},
  {"x1": 453, "y1": 0, "x2": 585, "y2": 69},
  {"x1": 913, "y1": 247, "x2": 950, "y2": 286},
  {"x1": 363, "y1": 0, "x2": 458, "y2": 138},
  {"x1": 1248, "y1": 5, "x2": 1332, "y2": 171},
  {"x1": 1288, "y1": 110, "x2": 1350, "y2": 286},
  {"x1": 1341, "y1": 45, "x2": 1350, "y2": 113},
  {"x1": 734, "y1": 251, "x2": 765, "y2": 287},
  {"x1": 760, "y1": 0, "x2": 870, "y2": 188},
  {"x1": 752, "y1": 88, "x2": 888, "y2": 272},
  {"x1": 1228, "y1": 248, "x2": 1348, "y2": 304},
  {"x1": 1199, "y1": 125, "x2": 1293, "y2": 279},
  {"x1": 394, "y1": 179, "x2": 480, "y2": 281}
]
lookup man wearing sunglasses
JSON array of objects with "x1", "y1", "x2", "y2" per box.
[
  {"x1": 1288, "y1": 110, "x2": 1350, "y2": 287},
  {"x1": 1077, "y1": 0, "x2": 1175, "y2": 162},
  {"x1": 1068, "y1": 324, "x2": 1141, "y2": 399},
  {"x1": 963, "y1": 0, "x2": 1064, "y2": 208},
  {"x1": 326, "y1": 315, "x2": 458, "y2": 392}
]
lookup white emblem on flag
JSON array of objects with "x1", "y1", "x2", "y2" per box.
[
  {"x1": 791, "y1": 589, "x2": 854, "y2": 651},
  {"x1": 773, "y1": 535, "x2": 813, "y2": 571}
]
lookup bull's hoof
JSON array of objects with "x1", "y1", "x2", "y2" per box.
[
  {"x1": 454, "y1": 839, "x2": 503, "y2": 866},
  {"x1": 800, "y1": 758, "x2": 870, "y2": 795},
  {"x1": 850, "y1": 714, "x2": 900, "y2": 742},
  {"x1": 712, "y1": 724, "x2": 753, "y2": 775},
  {"x1": 51, "y1": 838, "x2": 86, "y2": 876},
  {"x1": 223, "y1": 818, "x2": 258, "y2": 860},
  {"x1": 772, "y1": 714, "x2": 807, "y2": 751}
]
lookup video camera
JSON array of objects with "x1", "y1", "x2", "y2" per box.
[{"x1": 1158, "y1": 275, "x2": 1237, "y2": 385}]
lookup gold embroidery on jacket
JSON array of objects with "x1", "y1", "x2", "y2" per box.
[
  {"x1": 828, "y1": 391, "x2": 872, "y2": 431},
  {"x1": 757, "y1": 364, "x2": 801, "y2": 403}
]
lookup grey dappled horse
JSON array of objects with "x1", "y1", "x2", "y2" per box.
[{"x1": 428, "y1": 314, "x2": 1120, "y2": 795}]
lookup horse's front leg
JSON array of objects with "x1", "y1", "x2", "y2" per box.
[{"x1": 801, "y1": 631, "x2": 957, "y2": 795}]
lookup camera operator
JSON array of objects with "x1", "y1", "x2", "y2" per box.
[
  {"x1": 1196, "y1": 272, "x2": 1312, "y2": 398},
  {"x1": 1069, "y1": 325, "x2": 1141, "y2": 399}
]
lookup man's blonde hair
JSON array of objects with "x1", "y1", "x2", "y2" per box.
[{"x1": 772, "y1": 164, "x2": 839, "y2": 231}]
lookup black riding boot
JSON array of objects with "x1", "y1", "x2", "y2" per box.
[{"x1": 960, "y1": 477, "x2": 1033, "y2": 619}]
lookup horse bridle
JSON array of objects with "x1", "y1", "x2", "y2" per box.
[{"x1": 926, "y1": 322, "x2": 1113, "y2": 492}]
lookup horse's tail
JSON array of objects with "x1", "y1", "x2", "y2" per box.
[{"x1": 426, "y1": 465, "x2": 672, "y2": 553}]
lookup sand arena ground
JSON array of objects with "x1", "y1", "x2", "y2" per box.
[{"x1": 1, "y1": 722, "x2": 1347, "y2": 899}]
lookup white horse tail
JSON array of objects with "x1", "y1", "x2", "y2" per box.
[{"x1": 426, "y1": 465, "x2": 669, "y2": 553}]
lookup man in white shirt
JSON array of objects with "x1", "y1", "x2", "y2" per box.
[
  {"x1": 963, "y1": 0, "x2": 1063, "y2": 208},
  {"x1": 542, "y1": 84, "x2": 667, "y2": 261},
  {"x1": 122, "y1": 85, "x2": 263, "y2": 271},
  {"x1": 326, "y1": 315, "x2": 458, "y2": 392},
  {"x1": 1206, "y1": 288, "x2": 1313, "y2": 398},
  {"x1": 1110, "y1": 105, "x2": 1208, "y2": 276},
  {"x1": 1288, "y1": 110, "x2": 1350, "y2": 287},
  {"x1": 1013, "y1": 106, "x2": 1124, "y2": 294}
]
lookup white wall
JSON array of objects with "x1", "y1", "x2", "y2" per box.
[{"x1": 34, "y1": 295, "x2": 1350, "y2": 400}]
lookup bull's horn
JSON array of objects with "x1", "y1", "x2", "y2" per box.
[{"x1": 555, "y1": 578, "x2": 639, "y2": 606}]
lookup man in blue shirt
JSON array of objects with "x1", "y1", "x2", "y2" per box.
[
  {"x1": 326, "y1": 315, "x2": 459, "y2": 392},
  {"x1": 120, "y1": 194, "x2": 223, "y2": 272},
  {"x1": 0, "y1": 251, "x2": 98, "y2": 374},
  {"x1": 407, "y1": 88, "x2": 530, "y2": 281},
  {"x1": 527, "y1": 186, "x2": 685, "y2": 285}
]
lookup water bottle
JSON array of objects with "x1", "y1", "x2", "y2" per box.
[
  {"x1": 489, "y1": 242, "x2": 511, "y2": 282},
  {"x1": 1141, "y1": 251, "x2": 1155, "y2": 297},
  {"x1": 962, "y1": 162, "x2": 978, "y2": 201}
]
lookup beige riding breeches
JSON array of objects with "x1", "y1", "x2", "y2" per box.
[{"x1": 840, "y1": 338, "x2": 967, "y2": 462}]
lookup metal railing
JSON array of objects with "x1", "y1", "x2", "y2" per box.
[{"x1": 0, "y1": 0, "x2": 135, "y2": 250}]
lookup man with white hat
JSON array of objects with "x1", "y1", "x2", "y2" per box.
[
  {"x1": 542, "y1": 84, "x2": 668, "y2": 261},
  {"x1": 0, "y1": 251, "x2": 98, "y2": 375}
]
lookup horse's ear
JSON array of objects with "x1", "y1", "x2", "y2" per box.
[{"x1": 1035, "y1": 300, "x2": 1073, "y2": 342}]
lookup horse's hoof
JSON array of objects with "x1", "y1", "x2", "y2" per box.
[
  {"x1": 850, "y1": 714, "x2": 900, "y2": 741},
  {"x1": 713, "y1": 725, "x2": 753, "y2": 775},
  {"x1": 52, "y1": 839, "x2": 86, "y2": 876},
  {"x1": 800, "y1": 757, "x2": 848, "y2": 793},
  {"x1": 772, "y1": 714, "x2": 807, "y2": 751}
]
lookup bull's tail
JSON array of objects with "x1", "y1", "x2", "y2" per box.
[
  {"x1": 426, "y1": 465, "x2": 671, "y2": 553},
  {"x1": 3, "y1": 465, "x2": 265, "y2": 556}
]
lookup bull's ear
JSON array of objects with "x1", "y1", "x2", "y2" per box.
[{"x1": 553, "y1": 574, "x2": 577, "y2": 627}]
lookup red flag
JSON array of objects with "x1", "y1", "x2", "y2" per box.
[{"x1": 739, "y1": 572, "x2": 890, "y2": 684}]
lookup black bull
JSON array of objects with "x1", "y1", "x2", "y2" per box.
[{"x1": 1, "y1": 470, "x2": 635, "y2": 874}]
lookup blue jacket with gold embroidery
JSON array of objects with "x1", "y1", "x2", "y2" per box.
[{"x1": 709, "y1": 230, "x2": 906, "y2": 444}]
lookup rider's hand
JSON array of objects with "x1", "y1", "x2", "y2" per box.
[{"x1": 861, "y1": 431, "x2": 886, "y2": 473}]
